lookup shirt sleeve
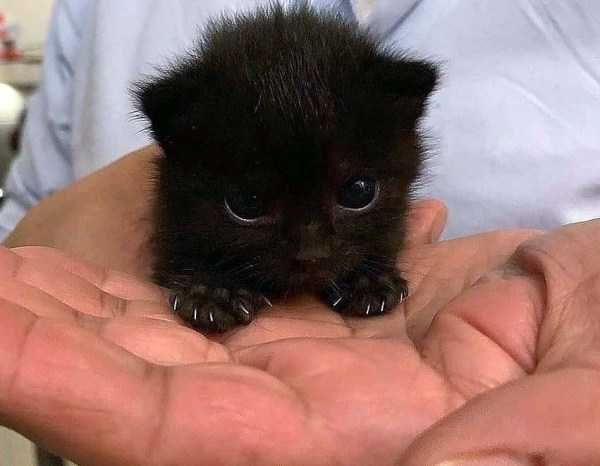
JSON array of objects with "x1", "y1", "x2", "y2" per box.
[{"x1": 0, "y1": 0, "x2": 91, "y2": 240}]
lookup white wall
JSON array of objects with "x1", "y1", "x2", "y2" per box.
[{"x1": 0, "y1": 0, "x2": 54, "y2": 49}]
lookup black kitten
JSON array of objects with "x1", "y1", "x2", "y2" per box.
[{"x1": 135, "y1": 3, "x2": 437, "y2": 333}]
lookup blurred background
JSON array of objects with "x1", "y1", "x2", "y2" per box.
[
  {"x1": 0, "y1": 2, "x2": 73, "y2": 465},
  {"x1": 0, "y1": 0, "x2": 53, "y2": 194}
]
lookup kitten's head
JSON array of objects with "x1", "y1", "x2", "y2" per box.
[{"x1": 136, "y1": 3, "x2": 438, "y2": 295}]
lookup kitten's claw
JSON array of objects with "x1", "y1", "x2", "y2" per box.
[
  {"x1": 262, "y1": 295, "x2": 273, "y2": 308},
  {"x1": 232, "y1": 298, "x2": 253, "y2": 324},
  {"x1": 379, "y1": 298, "x2": 386, "y2": 314},
  {"x1": 321, "y1": 280, "x2": 351, "y2": 311},
  {"x1": 171, "y1": 286, "x2": 265, "y2": 332},
  {"x1": 169, "y1": 294, "x2": 181, "y2": 312},
  {"x1": 325, "y1": 270, "x2": 408, "y2": 318},
  {"x1": 239, "y1": 301, "x2": 250, "y2": 316},
  {"x1": 398, "y1": 280, "x2": 409, "y2": 303}
]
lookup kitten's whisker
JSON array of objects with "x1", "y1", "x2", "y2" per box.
[
  {"x1": 363, "y1": 255, "x2": 396, "y2": 267},
  {"x1": 228, "y1": 262, "x2": 258, "y2": 277},
  {"x1": 328, "y1": 279, "x2": 342, "y2": 293}
]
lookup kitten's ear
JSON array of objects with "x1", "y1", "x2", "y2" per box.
[
  {"x1": 371, "y1": 57, "x2": 439, "y2": 126},
  {"x1": 133, "y1": 66, "x2": 205, "y2": 147},
  {"x1": 375, "y1": 57, "x2": 439, "y2": 100}
]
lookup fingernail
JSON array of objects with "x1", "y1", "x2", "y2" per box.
[{"x1": 435, "y1": 453, "x2": 534, "y2": 466}]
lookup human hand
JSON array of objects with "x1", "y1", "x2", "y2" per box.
[
  {"x1": 401, "y1": 219, "x2": 600, "y2": 466},
  {"x1": 0, "y1": 199, "x2": 547, "y2": 465},
  {"x1": 3, "y1": 145, "x2": 158, "y2": 278}
]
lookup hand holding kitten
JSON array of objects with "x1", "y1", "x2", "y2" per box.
[{"x1": 4, "y1": 216, "x2": 593, "y2": 466}]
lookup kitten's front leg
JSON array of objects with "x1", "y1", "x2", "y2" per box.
[
  {"x1": 170, "y1": 284, "x2": 269, "y2": 333},
  {"x1": 321, "y1": 266, "x2": 408, "y2": 318}
]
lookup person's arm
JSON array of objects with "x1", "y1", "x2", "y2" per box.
[
  {"x1": 0, "y1": 0, "x2": 91, "y2": 239},
  {"x1": 4, "y1": 145, "x2": 158, "y2": 278}
]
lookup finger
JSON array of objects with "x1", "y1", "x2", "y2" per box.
[
  {"x1": 0, "y1": 249, "x2": 86, "y2": 320},
  {"x1": 1, "y1": 247, "x2": 169, "y2": 318},
  {"x1": 12, "y1": 246, "x2": 166, "y2": 302},
  {"x1": 0, "y1": 302, "x2": 160, "y2": 465},
  {"x1": 418, "y1": 272, "x2": 543, "y2": 399},
  {"x1": 0, "y1": 248, "x2": 220, "y2": 364},
  {"x1": 513, "y1": 220, "x2": 600, "y2": 372},
  {"x1": 0, "y1": 252, "x2": 225, "y2": 367},
  {"x1": 400, "y1": 370, "x2": 600, "y2": 466},
  {"x1": 403, "y1": 199, "x2": 448, "y2": 247},
  {"x1": 402, "y1": 230, "x2": 542, "y2": 342}
]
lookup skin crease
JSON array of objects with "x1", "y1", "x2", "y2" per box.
[{"x1": 3, "y1": 147, "x2": 600, "y2": 464}]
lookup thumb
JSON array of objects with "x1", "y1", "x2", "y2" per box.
[
  {"x1": 404, "y1": 199, "x2": 448, "y2": 247},
  {"x1": 400, "y1": 369, "x2": 600, "y2": 466},
  {"x1": 402, "y1": 221, "x2": 600, "y2": 466}
]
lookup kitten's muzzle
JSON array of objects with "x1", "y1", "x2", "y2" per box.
[
  {"x1": 295, "y1": 243, "x2": 332, "y2": 263},
  {"x1": 292, "y1": 247, "x2": 332, "y2": 288},
  {"x1": 293, "y1": 222, "x2": 333, "y2": 262}
]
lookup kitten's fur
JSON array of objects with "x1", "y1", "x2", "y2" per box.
[{"x1": 135, "y1": 3, "x2": 437, "y2": 332}]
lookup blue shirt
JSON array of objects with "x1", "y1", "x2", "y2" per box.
[{"x1": 2, "y1": 0, "x2": 600, "y2": 239}]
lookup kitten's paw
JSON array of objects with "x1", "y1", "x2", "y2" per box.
[
  {"x1": 170, "y1": 286, "x2": 268, "y2": 333},
  {"x1": 322, "y1": 271, "x2": 408, "y2": 318}
]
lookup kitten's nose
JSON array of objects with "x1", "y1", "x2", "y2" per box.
[{"x1": 294, "y1": 223, "x2": 332, "y2": 263}]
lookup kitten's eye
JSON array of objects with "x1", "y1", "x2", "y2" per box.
[
  {"x1": 225, "y1": 191, "x2": 267, "y2": 224},
  {"x1": 337, "y1": 176, "x2": 379, "y2": 211}
]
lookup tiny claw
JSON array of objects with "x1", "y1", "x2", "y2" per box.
[
  {"x1": 321, "y1": 280, "x2": 351, "y2": 312},
  {"x1": 399, "y1": 289, "x2": 408, "y2": 303},
  {"x1": 192, "y1": 305, "x2": 199, "y2": 322},
  {"x1": 365, "y1": 302, "x2": 372, "y2": 316},
  {"x1": 379, "y1": 299, "x2": 386, "y2": 314},
  {"x1": 208, "y1": 310, "x2": 215, "y2": 323},
  {"x1": 236, "y1": 301, "x2": 252, "y2": 324},
  {"x1": 170, "y1": 294, "x2": 180, "y2": 312},
  {"x1": 262, "y1": 295, "x2": 273, "y2": 308},
  {"x1": 398, "y1": 282, "x2": 408, "y2": 304},
  {"x1": 239, "y1": 302, "x2": 250, "y2": 318}
]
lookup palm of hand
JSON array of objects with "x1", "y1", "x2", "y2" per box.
[{"x1": 0, "y1": 229, "x2": 536, "y2": 466}]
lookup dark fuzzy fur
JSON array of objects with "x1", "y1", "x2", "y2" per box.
[{"x1": 135, "y1": 3, "x2": 437, "y2": 332}]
